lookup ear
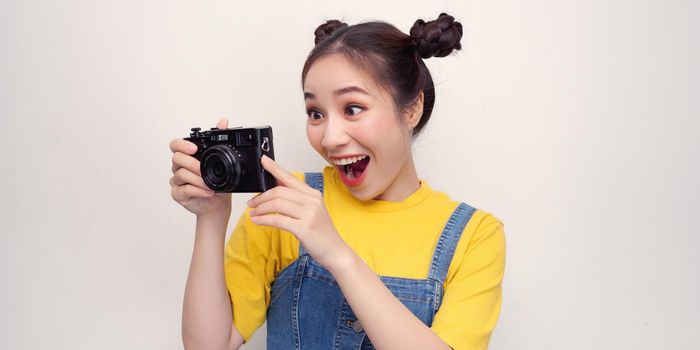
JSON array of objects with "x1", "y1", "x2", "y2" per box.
[{"x1": 405, "y1": 91, "x2": 424, "y2": 130}]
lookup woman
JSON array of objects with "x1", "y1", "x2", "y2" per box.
[{"x1": 169, "y1": 13, "x2": 505, "y2": 350}]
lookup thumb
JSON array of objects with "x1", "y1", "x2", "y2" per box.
[{"x1": 216, "y1": 118, "x2": 229, "y2": 129}]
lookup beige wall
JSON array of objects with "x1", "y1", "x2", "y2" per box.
[{"x1": 1, "y1": 0, "x2": 698, "y2": 349}]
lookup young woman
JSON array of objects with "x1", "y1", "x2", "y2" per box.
[{"x1": 169, "y1": 13, "x2": 505, "y2": 350}]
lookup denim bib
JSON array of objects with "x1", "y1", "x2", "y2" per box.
[{"x1": 266, "y1": 173, "x2": 476, "y2": 349}]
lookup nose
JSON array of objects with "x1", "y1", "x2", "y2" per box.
[{"x1": 321, "y1": 114, "x2": 351, "y2": 150}]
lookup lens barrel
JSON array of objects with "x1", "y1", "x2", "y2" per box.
[{"x1": 200, "y1": 144, "x2": 243, "y2": 192}]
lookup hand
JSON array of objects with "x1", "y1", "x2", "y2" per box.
[
  {"x1": 247, "y1": 155, "x2": 350, "y2": 269},
  {"x1": 169, "y1": 118, "x2": 232, "y2": 220}
]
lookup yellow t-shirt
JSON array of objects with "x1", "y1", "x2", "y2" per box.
[{"x1": 223, "y1": 166, "x2": 506, "y2": 350}]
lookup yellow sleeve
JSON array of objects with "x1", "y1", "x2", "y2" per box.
[
  {"x1": 430, "y1": 212, "x2": 506, "y2": 350},
  {"x1": 223, "y1": 172, "x2": 305, "y2": 342}
]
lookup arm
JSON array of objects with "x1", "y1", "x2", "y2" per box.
[
  {"x1": 182, "y1": 213, "x2": 245, "y2": 350},
  {"x1": 247, "y1": 158, "x2": 504, "y2": 349},
  {"x1": 327, "y1": 249, "x2": 452, "y2": 350},
  {"x1": 169, "y1": 118, "x2": 246, "y2": 350},
  {"x1": 329, "y1": 214, "x2": 505, "y2": 350},
  {"x1": 246, "y1": 158, "x2": 452, "y2": 349}
]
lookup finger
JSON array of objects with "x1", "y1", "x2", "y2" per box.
[
  {"x1": 216, "y1": 118, "x2": 229, "y2": 129},
  {"x1": 171, "y1": 183, "x2": 215, "y2": 202},
  {"x1": 172, "y1": 152, "x2": 202, "y2": 176},
  {"x1": 170, "y1": 138, "x2": 198, "y2": 155},
  {"x1": 250, "y1": 214, "x2": 299, "y2": 234},
  {"x1": 172, "y1": 167, "x2": 210, "y2": 191},
  {"x1": 247, "y1": 185, "x2": 312, "y2": 208},
  {"x1": 249, "y1": 198, "x2": 309, "y2": 220},
  {"x1": 260, "y1": 155, "x2": 316, "y2": 195}
]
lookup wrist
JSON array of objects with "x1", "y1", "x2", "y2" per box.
[
  {"x1": 195, "y1": 212, "x2": 230, "y2": 238},
  {"x1": 325, "y1": 244, "x2": 364, "y2": 277},
  {"x1": 196, "y1": 209, "x2": 231, "y2": 223}
]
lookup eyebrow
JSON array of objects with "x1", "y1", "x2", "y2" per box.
[{"x1": 304, "y1": 86, "x2": 371, "y2": 100}]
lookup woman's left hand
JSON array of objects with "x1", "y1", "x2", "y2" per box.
[{"x1": 247, "y1": 155, "x2": 350, "y2": 270}]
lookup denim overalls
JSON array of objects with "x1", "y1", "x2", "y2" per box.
[{"x1": 266, "y1": 173, "x2": 476, "y2": 349}]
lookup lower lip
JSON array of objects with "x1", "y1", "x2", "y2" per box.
[{"x1": 337, "y1": 162, "x2": 368, "y2": 187}]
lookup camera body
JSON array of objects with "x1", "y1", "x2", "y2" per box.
[{"x1": 185, "y1": 126, "x2": 277, "y2": 193}]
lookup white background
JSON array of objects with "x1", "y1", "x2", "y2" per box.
[{"x1": 1, "y1": 0, "x2": 698, "y2": 349}]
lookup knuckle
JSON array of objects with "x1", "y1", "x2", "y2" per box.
[
  {"x1": 173, "y1": 168, "x2": 181, "y2": 178},
  {"x1": 270, "y1": 198, "x2": 282, "y2": 209},
  {"x1": 309, "y1": 211, "x2": 320, "y2": 222},
  {"x1": 171, "y1": 188, "x2": 180, "y2": 201},
  {"x1": 175, "y1": 167, "x2": 187, "y2": 178}
]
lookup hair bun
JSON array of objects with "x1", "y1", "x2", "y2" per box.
[
  {"x1": 410, "y1": 13, "x2": 463, "y2": 58},
  {"x1": 314, "y1": 20, "x2": 349, "y2": 45}
]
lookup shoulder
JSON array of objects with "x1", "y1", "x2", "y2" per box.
[
  {"x1": 427, "y1": 183, "x2": 505, "y2": 283},
  {"x1": 427, "y1": 184, "x2": 504, "y2": 242},
  {"x1": 456, "y1": 203, "x2": 505, "y2": 253},
  {"x1": 445, "y1": 206, "x2": 505, "y2": 282},
  {"x1": 422, "y1": 184, "x2": 504, "y2": 233},
  {"x1": 466, "y1": 207, "x2": 505, "y2": 238}
]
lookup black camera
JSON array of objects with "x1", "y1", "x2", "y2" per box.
[{"x1": 184, "y1": 126, "x2": 277, "y2": 193}]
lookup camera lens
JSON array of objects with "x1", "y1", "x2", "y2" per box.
[
  {"x1": 200, "y1": 145, "x2": 243, "y2": 192},
  {"x1": 213, "y1": 162, "x2": 225, "y2": 177}
]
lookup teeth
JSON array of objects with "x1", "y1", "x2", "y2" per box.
[{"x1": 332, "y1": 155, "x2": 368, "y2": 166}]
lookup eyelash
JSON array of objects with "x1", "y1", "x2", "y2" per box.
[
  {"x1": 307, "y1": 109, "x2": 323, "y2": 120},
  {"x1": 306, "y1": 104, "x2": 365, "y2": 121}
]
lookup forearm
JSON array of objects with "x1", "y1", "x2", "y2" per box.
[
  {"x1": 182, "y1": 214, "x2": 240, "y2": 350},
  {"x1": 327, "y1": 248, "x2": 452, "y2": 350}
]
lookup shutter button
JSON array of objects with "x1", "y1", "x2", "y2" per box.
[{"x1": 352, "y1": 320, "x2": 363, "y2": 333}]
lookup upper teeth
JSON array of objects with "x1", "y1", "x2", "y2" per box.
[{"x1": 332, "y1": 155, "x2": 368, "y2": 166}]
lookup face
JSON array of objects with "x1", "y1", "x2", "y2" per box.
[{"x1": 303, "y1": 53, "x2": 419, "y2": 201}]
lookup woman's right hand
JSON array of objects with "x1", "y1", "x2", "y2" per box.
[{"x1": 169, "y1": 118, "x2": 232, "y2": 219}]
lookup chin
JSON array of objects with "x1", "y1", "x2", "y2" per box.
[{"x1": 346, "y1": 185, "x2": 378, "y2": 202}]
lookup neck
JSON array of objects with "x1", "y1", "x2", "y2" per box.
[{"x1": 374, "y1": 155, "x2": 421, "y2": 202}]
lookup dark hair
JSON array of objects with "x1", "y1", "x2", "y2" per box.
[{"x1": 301, "y1": 13, "x2": 463, "y2": 138}]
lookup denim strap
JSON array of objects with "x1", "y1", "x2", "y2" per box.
[
  {"x1": 427, "y1": 202, "x2": 477, "y2": 283},
  {"x1": 304, "y1": 172, "x2": 324, "y2": 194},
  {"x1": 299, "y1": 172, "x2": 324, "y2": 256}
]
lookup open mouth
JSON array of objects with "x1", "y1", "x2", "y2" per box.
[{"x1": 333, "y1": 155, "x2": 370, "y2": 185}]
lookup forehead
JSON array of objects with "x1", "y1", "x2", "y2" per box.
[{"x1": 303, "y1": 53, "x2": 387, "y2": 98}]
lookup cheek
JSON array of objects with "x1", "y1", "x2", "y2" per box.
[
  {"x1": 306, "y1": 125, "x2": 325, "y2": 153},
  {"x1": 364, "y1": 115, "x2": 405, "y2": 152}
]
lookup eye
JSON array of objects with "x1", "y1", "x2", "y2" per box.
[
  {"x1": 306, "y1": 109, "x2": 324, "y2": 121},
  {"x1": 345, "y1": 105, "x2": 364, "y2": 117}
]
